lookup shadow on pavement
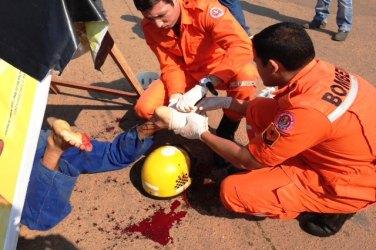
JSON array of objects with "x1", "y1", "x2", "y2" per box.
[
  {"x1": 241, "y1": 1, "x2": 306, "y2": 24},
  {"x1": 121, "y1": 15, "x2": 144, "y2": 39},
  {"x1": 241, "y1": 1, "x2": 335, "y2": 36},
  {"x1": 89, "y1": 78, "x2": 140, "y2": 102},
  {"x1": 17, "y1": 234, "x2": 78, "y2": 250}
]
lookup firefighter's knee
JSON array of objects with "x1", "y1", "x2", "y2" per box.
[{"x1": 134, "y1": 101, "x2": 154, "y2": 119}]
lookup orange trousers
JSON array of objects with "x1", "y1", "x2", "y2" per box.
[
  {"x1": 134, "y1": 63, "x2": 258, "y2": 120},
  {"x1": 220, "y1": 98, "x2": 372, "y2": 219}
]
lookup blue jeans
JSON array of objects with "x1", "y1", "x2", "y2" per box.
[
  {"x1": 219, "y1": 0, "x2": 251, "y2": 35},
  {"x1": 313, "y1": 0, "x2": 352, "y2": 31},
  {"x1": 21, "y1": 127, "x2": 154, "y2": 230}
]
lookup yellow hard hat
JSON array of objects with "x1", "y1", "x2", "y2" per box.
[{"x1": 142, "y1": 145, "x2": 191, "y2": 198}]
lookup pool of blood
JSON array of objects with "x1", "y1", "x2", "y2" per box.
[{"x1": 124, "y1": 200, "x2": 187, "y2": 245}]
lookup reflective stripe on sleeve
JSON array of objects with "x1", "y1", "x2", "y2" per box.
[
  {"x1": 327, "y1": 75, "x2": 359, "y2": 123},
  {"x1": 229, "y1": 80, "x2": 256, "y2": 88}
]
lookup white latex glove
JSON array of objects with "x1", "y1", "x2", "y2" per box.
[
  {"x1": 176, "y1": 85, "x2": 208, "y2": 112},
  {"x1": 258, "y1": 87, "x2": 276, "y2": 98},
  {"x1": 196, "y1": 97, "x2": 232, "y2": 113},
  {"x1": 168, "y1": 93, "x2": 183, "y2": 108},
  {"x1": 174, "y1": 113, "x2": 208, "y2": 140}
]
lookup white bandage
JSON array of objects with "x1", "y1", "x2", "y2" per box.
[{"x1": 168, "y1": 108, "x2": 189, "y2": 130}]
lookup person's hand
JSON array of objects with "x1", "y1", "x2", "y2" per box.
[
  {"x1": 174, "y1": 113, "x2": 208, "y2": 140},
  {"x1": 175, "y1": 85, "x2": 208, "y2": 112},
  {"x1": 196, "y1": 97, "x2": 232, "y2": 113},
  {"x1": 168, "y1": 93, "x2": 183, "y2": 108}
]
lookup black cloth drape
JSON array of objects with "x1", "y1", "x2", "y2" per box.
[{"x1": 0, "y1": 0, "x2": 106, "y2": 81}]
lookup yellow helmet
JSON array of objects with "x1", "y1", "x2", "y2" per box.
[{"x1": 142, "y1": 145, "x2": 191, "y2": 198}]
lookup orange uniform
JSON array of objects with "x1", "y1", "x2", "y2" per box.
[
  {"x1": 134, "y1": 0, "x2": 259, "y2": 119},
  {"x1": 221, "y1": 60, "x2": 376, "y2": 218}
]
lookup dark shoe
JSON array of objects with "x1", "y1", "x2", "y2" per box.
[
  {"x1": 332, "y1": 31, "x2": 349, "y2": 41},
  {"x1": 303, "y1": 20, "x2": 326, "y2": 29},
  {"x1": 299, "y1": 212, "x2": 354, "y2": 237},
  {"x1": 213, "y1": 115, "x2": 241, "y2": 169}
]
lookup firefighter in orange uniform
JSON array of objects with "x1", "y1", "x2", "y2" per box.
[
  {"x1": 133, "y1": 0, "x2": 259, "y2": 153},
  {"x1": 175, "y1": 22, "x2": 376, "y2": 237}
]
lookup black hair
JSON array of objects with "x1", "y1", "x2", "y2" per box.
[
  {"x1": 252, "y1": 22, "x2": 315, "y2": 71},
  {"x1": 133, "y1": 0, "x2": 175, "y2": 11}
]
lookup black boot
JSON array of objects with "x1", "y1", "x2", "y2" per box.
[
  {"x1": 299, "y1": 212, "x2": 354, "y2": 237},
  {"x1": 213, "y1": 115, "x2": 241, "y2": 169}
]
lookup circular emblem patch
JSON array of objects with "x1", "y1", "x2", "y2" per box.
[
  {"x1": 209, "y1": 7, "x2": 224, "y2": 19},
  {"x1": 276, "y1": 111, "x2": 295, "y2": 132}
]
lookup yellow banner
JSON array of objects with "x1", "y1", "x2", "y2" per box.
[{"x1": 0, "y1": 59, "x2": 50, "y2": 249}]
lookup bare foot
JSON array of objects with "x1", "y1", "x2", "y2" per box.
[
  {"x1": 42, "y1": 119, "x2": 92, "y2": 171},
  {"x1": 152, "y1": 106, "x2": 171, "y2": 129},
  {"x1": 50, "y1": 118, "x2": 93, "y2": 152}
]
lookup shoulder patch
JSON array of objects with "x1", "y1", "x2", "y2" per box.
[
  {"x1": 262, "y1": 123, "x2": 280, "y2": 147},
  {"x1": 275, "y1": 111, "x2": 295, "y2": 132},
  {"x1": 209, "y1": 7, "x2": 224, "y2": 18}
]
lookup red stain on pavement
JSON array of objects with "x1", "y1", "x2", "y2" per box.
[
  {"x1": 124, "y1": 200, "x2": 187, "y2": 245},
  {"x1": 105, "y1": 126, "x2": 115, "y2": 132}
]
